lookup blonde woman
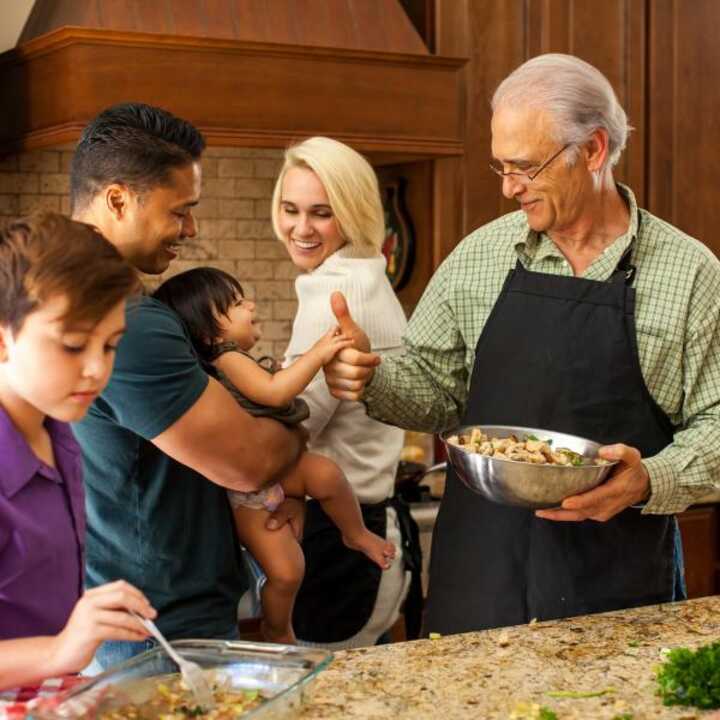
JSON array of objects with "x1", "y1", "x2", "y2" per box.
[{"x1": 272, "y1": 137, "x2": 410, "y2": 649}]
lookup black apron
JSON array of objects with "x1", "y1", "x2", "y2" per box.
[
  {"x1": 424, "y1": 242, "x2": 682, "y2": 635},
  {"x1": 292, "y1": 500, "x2": 387, "y2": 642},
  {"x1": 390, "y1": 494, "x2": 424, "y2": 640}
]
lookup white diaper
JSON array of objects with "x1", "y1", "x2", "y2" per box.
[{"x1": 228, "y1": 483, "x2": 285, "y2": 512}]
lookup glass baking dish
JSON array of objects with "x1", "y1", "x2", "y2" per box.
[{"x1": 31, "y1": 639, "x2": 333, "y2": 719}]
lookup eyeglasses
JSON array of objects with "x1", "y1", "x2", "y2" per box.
[{"x1": 489, "y1": 143, "x2": 573, "y2": 182}]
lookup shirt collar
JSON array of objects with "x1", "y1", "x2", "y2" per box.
[
  {"x1": 0, "y1": 406, "x2": 70, "y2": 498},
  {"x1": 515, "y1": 183, "x2": 640, "y2": 264}
]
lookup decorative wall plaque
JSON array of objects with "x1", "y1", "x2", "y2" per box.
[{"x1": 382, "y1": 178, "x2": 415, "y2": 291}]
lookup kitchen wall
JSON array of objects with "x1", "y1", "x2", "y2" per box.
[
  {"x1": 431, "y1": 0, "x2": 720, "y2": 258},
  {"x1": 0, "y1": 145, "x2": 298, "y2": 361},
  {"x1": 0, "y1": 0, "x2": 33, "y2": 53}
]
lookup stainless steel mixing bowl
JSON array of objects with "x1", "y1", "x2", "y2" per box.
[{"x1": 440, "y1": 425, "x2": 617, "y2": 509}]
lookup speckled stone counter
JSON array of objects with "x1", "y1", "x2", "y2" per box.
[{"x1": 298, "y1": 597, "x2": 720, "y2": 719}]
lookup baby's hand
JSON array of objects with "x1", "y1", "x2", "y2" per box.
[{"x1": 312, "y1": 327, "x2": 355, "y2": 365}]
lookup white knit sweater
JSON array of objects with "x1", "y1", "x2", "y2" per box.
[{"x1": 284, "y1": 246, "x2": 408, "y2": 504}]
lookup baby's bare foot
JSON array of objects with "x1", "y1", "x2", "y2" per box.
[
  {"x1": 343, "y1": 530, "x2": 396, "y2": 569},
  {"x1": 261, "y1": 620, "x2": 296, "y2": 645}
]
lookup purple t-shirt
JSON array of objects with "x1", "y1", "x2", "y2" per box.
[{"x1": 0, "y1": 406, "x2": 85, "y2": 639}]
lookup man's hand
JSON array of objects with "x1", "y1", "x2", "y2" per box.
[
  {"x1": 535, "y1": 444, "x2": 650, "y2": 523},
  {"x1": 266, "y1": 496, "x2": 306, "y2": 540},
  {"x1": 323, "y1": 292, "x2": 381, "y2": 401}
]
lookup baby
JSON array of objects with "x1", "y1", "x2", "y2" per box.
[
  {"x1": 0, "y1": 213, "x2": 155, "y2": 690},
  {"x1": 154, "y1": 267, "x2": 395, "y2": 643}
]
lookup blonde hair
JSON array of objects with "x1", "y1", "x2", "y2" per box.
[{"x1": 271, "y1": 137, "x2": 384, "y2": 257}]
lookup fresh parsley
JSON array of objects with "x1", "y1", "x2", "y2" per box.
[{"x1": 656, "y1": 642, "x2": 720, "y2": 709}]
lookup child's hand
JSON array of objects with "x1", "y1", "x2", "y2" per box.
[
  {"x1": 49, "y1": 580, "x2": 156, "y2": 674},
  {"x1": 312, "y1": 327, "x2": 355, "y2": 365}
]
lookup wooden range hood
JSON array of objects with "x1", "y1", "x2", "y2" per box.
[{"x1": 0, "y1": 1, "x2": 466, "y2": 163}]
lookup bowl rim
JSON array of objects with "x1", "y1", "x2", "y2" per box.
[
  {"x1": 441, "y1": 424, "x2": 619, "y2": 470},
  {"x1": 32, "y1": 639, "x2": 333, "y2": 720}
]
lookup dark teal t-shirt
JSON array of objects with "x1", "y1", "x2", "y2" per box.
[{"x1": 73, "y1": 297, "x2": 246, "y2": 639}]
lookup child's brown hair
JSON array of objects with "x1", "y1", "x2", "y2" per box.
[{"x1": 0, "y1": 213, "x2": 139, "y2": 333}]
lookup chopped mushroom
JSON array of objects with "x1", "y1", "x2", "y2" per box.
[{"x1": 448, "y1": 429, "x2": 605, "y2": 466}]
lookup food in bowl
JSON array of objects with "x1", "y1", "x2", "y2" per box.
[
  {"x1": 440, "y1": 425, "x2": 617, "y2": 508},
  {"x1": 38, "y1": 640, "x2": 332, "y2": 720},
  {"x1": 446, "y1": 428, "x2": 610, "y2": 467},
  {"x1": 97, "y1": 674, "x2": 263, "y2": 719}
]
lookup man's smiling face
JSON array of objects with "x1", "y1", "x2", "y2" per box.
[
  {"x1": 491, "y1": 105, "x2": 588, "y2": 236},
  {"x1": 117, "y1": 161, "x2": 202, "y2": 275}
]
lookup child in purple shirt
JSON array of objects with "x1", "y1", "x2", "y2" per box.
[{"x1": 0, "y1": 214, "x2": 155, "y2": 690}]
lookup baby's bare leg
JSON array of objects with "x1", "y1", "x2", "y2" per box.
[
  {"x1": 231, "y1": 504, "x2": 304, "y2": 644},
  {"x1": 280, "y1": 453, "x2": 396, "y2": 570}
]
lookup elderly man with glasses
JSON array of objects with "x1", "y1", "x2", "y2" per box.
[{"x1": 324, "y1": 53, "x2": 720, "y2": 635}]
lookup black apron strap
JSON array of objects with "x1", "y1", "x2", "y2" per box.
[
  {"x1": 610, "y1": 238, "x2": 638, "y2": 285},
  {"x1": 390, "y1": 495, "x2": 423, "y2": 640},
  {"x1": 293, "y1": 499, "x2": 387, "y2": 643}
]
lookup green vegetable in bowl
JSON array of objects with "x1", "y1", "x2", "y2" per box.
[
  {"x1": 656, "y1": 641, "x2": 720, "y2": 709},
  {"x1": 556, "y1": 448, "x2": 584, "y2": 466},
  {"x1": 525, "y1": 434, "x2": 553, "y2": 446},
  {"x1": 180, "y1": 706, "x2": 205, "y2": 717}
]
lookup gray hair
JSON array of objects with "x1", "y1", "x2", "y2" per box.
[{"x1": 491, "y1": 54, "x2": 630, "y2": 168}]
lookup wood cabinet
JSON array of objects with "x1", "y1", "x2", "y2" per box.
[
  {"x1": 677, "y1": 505, "x2": 719, "y2": 599},
  {"x1": 647, "y1": 0, "x2": 720, "y2": 254},
  {"x1": 429, "y1": 0, "x2": 720, "y2": 258}
]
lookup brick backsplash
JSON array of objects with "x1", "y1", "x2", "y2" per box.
[{"x1": 0, "y1": 147, "x2": 298, "y2": 361}]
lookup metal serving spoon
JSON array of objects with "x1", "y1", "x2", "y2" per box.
[{"x1": 130, "y1": 611, "x2": 215, "y2": 711}]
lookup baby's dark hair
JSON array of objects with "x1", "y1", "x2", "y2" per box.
[{"x1": 153, "y1": 267, "x2": 244, "y2": 361}]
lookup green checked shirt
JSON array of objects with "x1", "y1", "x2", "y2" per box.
[{"x1": 365, "y1": 184, "x2": 720, "y2": 515}]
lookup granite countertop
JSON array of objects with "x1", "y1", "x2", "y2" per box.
[{"x1": 298, "y1": 596, "x2": 720, "y2": 719}]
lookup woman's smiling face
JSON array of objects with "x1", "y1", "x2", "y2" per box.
[{"x1": 277, "y1": 167, "x2": 346, "y2": 271}]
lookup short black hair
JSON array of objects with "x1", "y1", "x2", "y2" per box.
[
  {"x1": 70, "y1": 102, "x2": 206, "y2": 212},
  {"x1": 153, "y1": 267, "x2": 244, "y2": 362}
]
